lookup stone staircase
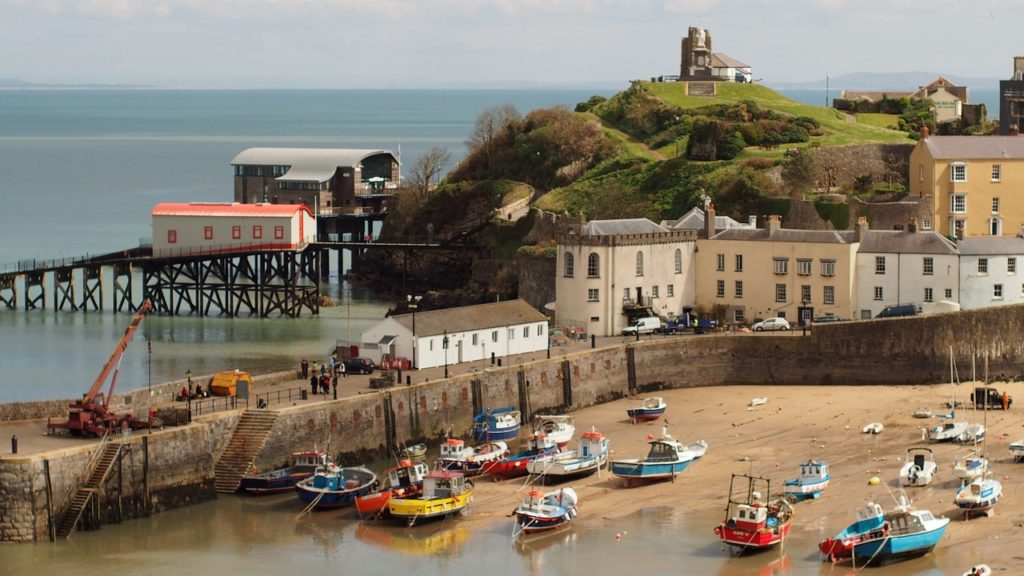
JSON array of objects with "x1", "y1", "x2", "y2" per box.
[
  {"x1": 213, "y1": 409, "x2": 279, "y2": 494},
  {"x1": 686, "y1": 81, "x2": 717, "y2": 97},
  {"x1": 55, "y1": 438, "x2": 124, "y2": 538}
]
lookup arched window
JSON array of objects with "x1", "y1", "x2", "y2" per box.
[
  {"x1": 564, "y1": 252, "x2": 575, "y2": 277},
  {"x1": 587, "y1": 253, "x2": 600, "y2": 278},
  {"x1": 674, "y1": 248, "x2": 683, "y2": 274},
  {"x1": 635, "y1": 251, "x2": 644, "y2": 277}
]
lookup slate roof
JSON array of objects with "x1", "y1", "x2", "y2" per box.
[
  {"x1": 711, "y1": 227, "x2": 856, "y2": 244},
  {"x1": 958, "y1": 236, "x2": 1024, "y2": 256},
  {"x1": 390, "y1": 299, "x2": 546, "y2": 337},
  {"x1": 858, "y1": 230, "x2": 958, "y2": 255},
  {"x1": 711, "y1": 53, "x2": 750, "y2": 69},
  {"x1": 663, "y1": 207, "x2": 751, "y2": 231},
  {"x1": 922, "y1": 136, "x2": 1024, "y2": 160},
  {"x1": 582, "y1": 219, "x2": 668, "y2": 236}
]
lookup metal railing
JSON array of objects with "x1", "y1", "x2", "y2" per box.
[{"x1": 185, "y1": 386, "x2": 306, "y2": 416}]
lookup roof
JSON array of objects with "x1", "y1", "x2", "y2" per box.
[
  {"x1": 958, "y1": 236, "x2": 1024, "y2": 255},
  {"x1": 582, "y1": 219, "x2": 668, "y2": 236},
  {"x1": 710, "y1": 52, "x2": 750, "y2": 69},
  {"x1": 665, "y1": 207, "x2": 751, "y2": 231},
  {"x1": 711, "y1": 227, "x2": 856, "y2": 244},
  {"x1": 151, "y1": 202, "x2": 313, "y2": 218},
  {"x1": 391, "y1": 299, "x2": 546, "y2": 337},
  {"x1": 230, "y1": 147, "x2": 398, "y2": 183},
  {"x1": 858, "y1": 230, "x2": 958, "y2": 255},
  {"x1": 921, "y1": 136, "x2": 1024, "y2": 160}
]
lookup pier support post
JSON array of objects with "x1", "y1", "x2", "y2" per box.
[
  {"x1": 0, "y1": 275, "x2": 15, "y2": 309},
  {"x1": 81, "y1": 265, "x2": 103, "y2": 312},
  {"x1": 54, "y1": 268, "x2": 77, "y2": 311},
  {"x1": 625, "y1": 345, "x2": 637, "y2": 395},
  {"x1": 560, "y1": 360, "x2": 573, "y2": 409},
  {"x1": 24, "y1": 271, "x2": 44, "y2": 310}
]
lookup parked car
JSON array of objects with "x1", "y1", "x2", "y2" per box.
[
  {"x1": 752, "y1": 317, "x2": 791, "y2": 332},
  {"x1": 621, "y1": 316, "x2": 662, "y2": 336},
  {"x1": 660, "y1": 318, "x2": 690, "y2": 334},
  {"x1": 811, "y1": 315, "x2": 846, "y2": 324},
  {"x1": 343, "y1": 356, "x2": 377, "y2": 374},
  {"x1": 876, "y1": 304, "x2": 919, "y2": 319}
]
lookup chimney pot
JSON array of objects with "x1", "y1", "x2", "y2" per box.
[{"x1": 919, "y1": 125, "x2": 930, "y2": 140}]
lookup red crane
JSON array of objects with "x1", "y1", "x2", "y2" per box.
[{"x1": 48, "y1": 300, "x2": 161, "y2": 437}]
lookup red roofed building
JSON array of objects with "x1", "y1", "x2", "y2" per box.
[{"x1": 151, "y1": 202, "x2": 317, "y2": 258}]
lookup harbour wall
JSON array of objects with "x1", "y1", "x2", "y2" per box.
[{"x1": 5, "y1": 303, "x2": 1024, "y2": 542}]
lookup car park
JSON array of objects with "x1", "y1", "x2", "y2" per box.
[
  {"x1": 752, "y1": 317, "x2": 791, "y2": 332},
  {"x1": 343, "y1": 356, "x2": 377, "y2": 374}
]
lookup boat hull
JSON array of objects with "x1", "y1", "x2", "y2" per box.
[
  {"x1": 783, "y1": 478, "x2": 828, "y2": 500},
  {"x1": 849, "y1": 523, "x2": 948, "y2": 561},
  {"x1": 440, "y1": 458, "x2": 501, "y2": 477},
  {"x1": 355, "y1": 485, "x2": 423, "y2": 519},
  {"x1": 472, "y1": 424, "x2": 520, "y2": 442},
  {"x1": 515, "y1": 509, "x2": 575, "y2": 534},
  {"x1": 610, "y1": 458, "x2": 691, "y2": 485},
  {"x1": 530, "y1": 454, "x2": 607, "y2": 482},
  {"x1": 240, "y1": 468, "x2": 316, "y2": 495},
  {"x1": 296, "y1": 484, "x2": 376, "y2": 509},
  {"x1": 388, "y1": 490, "x2": 473, "y2": 526},
  {"x1": 715, "y1": 521, "x2": 792, "y2": 550},
  {"x1": 626, "y1": 407, "x2": 665, "y2": 422}
]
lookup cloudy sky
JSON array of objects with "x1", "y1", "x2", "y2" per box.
[{"x1": 1, "y1": 0, "x2": 1020, "y2": 88}]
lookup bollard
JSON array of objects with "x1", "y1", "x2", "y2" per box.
[
  {"x1": 591, "y1": 334, "x2": 596, "y2": 349},
  {"x1": 635, "y1": 330, "x2": 640, "y2": 342},
  {"x1": 497, "y1": 358, "x2": 502, "y2": 367},
  {"x1": 397, "y1": 369, "x2": 402, "y2": 383},
  {"x1": 491, "y1": 352, "x2": 496, "y2": 366},
  {"x1": 11, "y1": 435, "x2": 17, "y2": 455},
  {"x1": 406, "y1": 375, "x2": 411, "y2": 386}
]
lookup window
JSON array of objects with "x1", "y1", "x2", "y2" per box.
[
  {"x1": 773, "y1": 258, "x2": 789, "y2": 275},
  {"x1": 992, "y1": 164, "x2": 1001, "y2": 182},
  {"x1": 167, "y1": 230, "x2": 177, "y2": 244},
  {"x1": 674, "y1": 249, "x2": 682, "y2": 274},
  {"x1": 821, "y1": 260, "x2": 836, "y2": 277},
  {"x1": 563, "y1": 253, "x2": 574, "y2": 277},
  {"x1": 922, "y1": 218, "x2": 932, "y2": 230},
  {"x1": 635, "y1": 251, "x2": 644, "y2": 277},
  {"x1": 472, "y1": 333, "x2": 479, "y2": 345},
  {"x1": 978, "y1": 258, "x2": 988, "y2": 274},
  {"x1": 537, "y1": 324, "x2": 544, "y2": 336},
  {"x1": 232, "y1": 225, "x2": 241, "y2": 240},
  {"x1": 801, "y1": 285, "x2": 811, "y2": 303},
  {"x1": 253, "y1": 225, "x2": 263, "y2": 239},
  {"x1": 651, "y1": 285, "x2": 659, "y2": 298},
  {"x1": 991, "y1": 218, "x2": 1002, "y2": 236},
  {"x1": 1010, "y1": 258, "x2": 1017, "y2": 274},
  {"x1": 861, "y1": 309, "x2": 872, "y2": 320},
  {"x1": 950, "y1": 194, "x2": 966, "y2": 213},
  {"x1": 875, "y1": 256, "x2": 886, "y2": 274},
  {"x1": 735, "y1": 254, "x2": 744, "y2": 272},
  {"x1": 735, "y1": 281, "x2": 744, "y2": 298},
  {"x1": 924, "y1": 288, "x2": 933, "y2": 302},
  {"x1": 918, "y1": 164, "x2": 924, "y2": 182},
  {"x1": 491, "y1": 330, "x2": 498, "y2": 343},
  {"x1": 923, "y1": 257, "x2": 933, "y2": 276},
  {"x1": 667, "y1": 284, "x2": 674, "y2": 297},
  {"x1": 716, "y1": 280, "x2": 725, "y2": 298},
  {"x1": 951, "y1": 218, "x2": 965, "y2": 240},
  {"x1": 623, "y1": 288, "x2": 630, "y2": 300},
  {"x1": 994, "y1": 284, "x2": 1004, "y2": 299},
  {"x1": 587, "y1": 289, "x2": 599, "y2": 302},
  {"x1": 951, "y1": 162, "x2": 966, "y2": 182},
  {"x1": 874, "y1": 286, "x2": 883, "y2": 301},
  {"x1": 508, "y1": 328, "x2": 515, "y2": 341},
  {"x1": 204, "y1": 226, "x2": 214, "y2": 240},
  {"x1": 797, "y1": 259, "x2": 812, "y2": 276},
  {"x1": 274, "y1": 225, "x2": 284, "y2": 240},
  {"x1": 945, "y1": 288, "x2": 953, "y2": 299},
  {"x1": 429, "y1": 339, "x2": 433, "y2": 351},
  {"x1": 823, "y1": 285, "x2": 835, "y2": 305},
  {"x1": 587, "y1": 253, "x2": 599, "y2": 278},
  {"x1": 775, "y1": 284, "x2": 786, "y2": 302},
  {"x1": 993, "y1": 197, "x2": 1001, "y2": 213},
  {"x1": 716, "y1": 254, "x2": 725, "y2": 271},
  {"x1": 733, "y1": 309, "x2": 745, "y2": 323}
]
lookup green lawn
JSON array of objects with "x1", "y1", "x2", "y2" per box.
[{"x1": 856, "y1": 113, "x2": 900, "y2": 129}]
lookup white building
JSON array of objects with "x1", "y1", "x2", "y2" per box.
[
  {"x1": 711, "y1": 53, "x2": 753, "y2": 83},
  {"x1": 359, "y1": 299, "x2": 548, "y2": 370},
  {"x1": 854, "y1": 221, "x2": 959, "y2": 319},
  {"x1": 958, "y1": 236, "x2": 1024, "y2": 310},
  {"x1": 555, "y1": 217, "x2": 698, "y2": 337},
  {"x1": 151, "y1": 202, "x2": 316, "y2": 258}
]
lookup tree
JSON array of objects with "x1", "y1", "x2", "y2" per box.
[
  {"x1": 781, "y1": 150, "x2": 822, "y2": 199},
  {"x1": 408, "y1": 147, "x2": 452, "y2": 200},
  {"x1": 467, "y1": 105, "x2": 521, "y2": 168}
]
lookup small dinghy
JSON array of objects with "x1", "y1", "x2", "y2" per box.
[
  {"x1": 626, "y1": 397, "x2": 667, "y2": 423},
  {"x1": 898, "y1": 447, "x2": 937, "y2": 487},
  {"x1": 963, "y1": 564, "x2": 992, "y2": 576},
  {"x1": 861, "y1": 422, "x2": 884, "y2": 434},
  {"x1": 913, "y1": 407, "x2": 932, "y2": 418},
  {"x1": 512, "y1": 487, "x2": 578, "y2": 538}
]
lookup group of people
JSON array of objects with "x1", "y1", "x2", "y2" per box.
[
  {"x1": 301, "y1": 355, "x2": 346, "y2": 398},
  {"x1": 177, "y1": 381, "x2": 209, "y2": 401}
]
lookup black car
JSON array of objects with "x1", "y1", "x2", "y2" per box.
[
  {"x1": 811, "y1": 315, "x2": 846, "y2": 323},
  {"x1": 343, "y1": 356, "x2": 377, "y2": 374},
  {"x1": 876, "y1": 304, "x2": 919, "y2": 319}
]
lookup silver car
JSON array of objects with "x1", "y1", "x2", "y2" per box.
[{"x1": 752, "y1": 317, "x2": 791, "y2": 332}]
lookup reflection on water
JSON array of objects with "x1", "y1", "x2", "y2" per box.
[{"x1": 356, "y1": 522, "x2": 470, "y2": 557}]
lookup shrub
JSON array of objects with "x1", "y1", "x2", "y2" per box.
[
  {"x1": 716, "y1": 131, "x2": 747, "y2": 160},
  {"x1": 574, "y1": 95, "x2": 607, "y2": 113}
]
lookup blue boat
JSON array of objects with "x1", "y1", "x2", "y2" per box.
[
  {"x1": 626, "y1": 397, "x2": 667, "y2": 423},
  {"x1": 295, "y1": 464, "x2": 378, "y2": 510},
  {"x1": 240, "y1": 451, "x2": 328, "y2": 495},
  {"x1": 783, "y1": 460, "x2": 830, "y2": 501},
  {"x1": 610, "y1": 426, "x2": 696, "y2": 487},
  {"x1": 819, "y1": 500, "x2": 949, "y2": 564},
  {"x1": 472, "y1": 406, "x2": 521, "y2": 441}
]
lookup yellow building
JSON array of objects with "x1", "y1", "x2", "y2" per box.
[
  {"x1": 695, "y1": 215, "x2": 861, "y2": 325},
  {"x1": 909, "y1": 134, "x2": 1024, "y2": 239}
]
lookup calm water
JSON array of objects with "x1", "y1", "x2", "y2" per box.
[{"x1": 0, "y1": 89, "x2": 613, "y2": 402}]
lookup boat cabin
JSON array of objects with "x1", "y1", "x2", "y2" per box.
[
  {"x1": 423, "y1": 470, "x2": 467, "y2": 499},
  {"x1": 294, "y1": 451, "x2": 328, "y2": 468},
  {"x1": 440, "y1": 439, "x2": 466, "y2": 459},
  {"x1": 732, "y1": 502, "x2": 769, "y2": 530},
  {"x1": 645, "y1": 439, "x2": 684, "y2": 462},
  {"x1": 799, "y1": 460, "x2": 827, "y2": 480},
  {"x1": 522, "y1": 490, "x2": 547, "y2": 513},
  {"x1": 885, "y1": 510, "x2": 926, "y2": 536},
  {"x1": 580, "y1": 431, "x2": 607, "y2": 457},
  {"x1": 387, "y1": 460, "x2": 428, "y2": 488},
  {"x1": 527, "y1": 433, "x2": 557, "y2": 452}
]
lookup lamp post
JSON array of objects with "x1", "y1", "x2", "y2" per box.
[
  {"x1": 407, "y1": 294, "x2": 422, "y2": 369},
  {"x1": 443, "y1": 331, "x2": 449, "y2": 379},
  {"x1": 186, "y1": 369, "x2": 192, "y2": 422}
]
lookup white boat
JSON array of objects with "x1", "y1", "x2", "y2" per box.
[
  {"x1": 954, "y1": 476, "x2": 1002, "y2": 517},
  {"x1": 959, "y1": 423, "x2": 985, "y2": 444},
  {"x1": 928, "y1": 420, "x2": 967, "y2": 442},
  {"x1": 749, "y1": 397, "x2": 768, "y2": 407},
  {"x1": 528, "y1": 429, "x2": 609, "y2": 481},
  {"x1": 953, "y1": 451, "x2": 991, "y2": 482},
  {"x1": 898, "y1": 447, "x2": 937, "y2": 487},
  {"x1": 512, "y1": 487, "x2": 578, "y2": 538},
  {"x1": 783, "y1": 460, "x2": 829, "y2": 500},
  {"x1": 536, "y1": 415, "x2": 575, "y2": 449},
  {"x1": 438, "y1": 438, "x2": 508, "y2": 476},
  {"x1": 913, "y1": 407, "x2": 932, "y2": 418},
  {"x1": 1010, "y1": 440, "x2": 1024, "y2": 462},
  {"x1": 861, "y1": 422, "x2": 884, "y2": 434},
  {"x1": 963, "y1": 564, "x2": 992, "y2": 576},
  {"x1": 686, "y1": 439, "x2": 708, "y2": 459}
]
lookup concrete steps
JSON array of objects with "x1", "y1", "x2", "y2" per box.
[
  {"x1": 56, "y1": 441, "x2": 123, "y2": 538},
  {"x1": 213, "y1": 409, "x2": 279, "y2": 494}
]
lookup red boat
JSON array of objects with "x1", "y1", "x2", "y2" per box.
[
  {"x1": 714, "y1": 474, "x2": 794, "y2": 552},
  {"x1": 489, "y1": 433, "x2": 559, "y2": 479},
  {"x1": 355, "y1": 460, "x2": 429, "y2": 520}
]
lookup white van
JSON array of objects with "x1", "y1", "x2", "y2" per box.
[{"x1": 621, "y1": 316, "x2": 662, "y2": 336}]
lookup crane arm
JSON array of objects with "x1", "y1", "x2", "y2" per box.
[{"x1": 84, "y1": 300, "x2": 152, "y2": 406}]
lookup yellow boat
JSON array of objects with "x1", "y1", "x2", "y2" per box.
[{"x1": 388, "y1": 470, "x2": 474, "y2": 526}]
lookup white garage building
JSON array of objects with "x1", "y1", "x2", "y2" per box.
[{"x1": 151, "y1": 202, "x2": 317, "y2": 258}]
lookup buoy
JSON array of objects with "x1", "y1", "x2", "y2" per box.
[
  {"x1": 647, "y1": 434, "x2": 653, "y2": 440},
  {"x1": 868, "y1": 476, "x2": 880, "y2": 485},
  {"x1": 615, "y1": 533, "x2": 622, "y2": 541}
]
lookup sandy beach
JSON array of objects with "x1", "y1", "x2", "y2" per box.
[{"x1": 451, "y1": 381, "x2": 1024, "y2": 571}]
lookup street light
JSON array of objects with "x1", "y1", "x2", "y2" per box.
[
  {"x1": 186, "y1": 369, "x2": 192, "y2": 423},
  {"x1": 406, "y1": 294, "x2": 422, "y2": 369},
  {"x1": 443, "y1": 331, "x2": 449, "y2": 379}
]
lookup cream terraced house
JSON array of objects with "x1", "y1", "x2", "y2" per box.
[
  {"x1": 909, "y1": 133, "x2": 1024, "y2": 239},
  {"x1": 958, "y1": 236, "x2": 1024, "y2": 310},
  {"x1": 695, "y1": 215, "x2": 860, "y2": 325}
]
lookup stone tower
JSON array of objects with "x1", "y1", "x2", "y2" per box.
[{"x1": 680, "y1": 26, "x2": 712, "y2": 79}]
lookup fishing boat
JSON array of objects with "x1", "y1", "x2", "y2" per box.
[
  {"x1": 388, "y1": 469, "x2": 474, "y2": 527},
  {"x1": 783, "y1": 460, "x2": 829, "y2": 501},
  {"x1": 438, "y1": 438, "x2": 508, "y2": 476},
  {"x1": 818, "y1": 499, "x2": 949, "y2": 565},
  {"x1": 610, "y1": 424, "x2": 697, "y2": 487},
  {"x1": 472, "y1": 406, "x2": 521, "y2": 441},
  {"x1": 898, "y1": 447, "x2": 937, "y2": 487},
  {"x1": 239, "y1": 450, "x2": 328, "y2": 495},
  {"x1": 1010, "y1": 439, "x2": 1024, "y2": 462},
  {"x1": 714, "y1": 474, "x2": 794, "y2": 552},
  {"x1": 355, "y1": 459, "x2": 430, "y2": 519},
  {"x1": 536, "y1": 415, "x2": 575, "y2": 448},
  {"x1": 295, "y1": 464, "x2": 378, "y2": 510},
  {"x1": 954, "y1": 353, "x2": 1002, "y2": 518},
  {"x1": 953, "y1": 450, "x2": 991, "y2": 482},
  {"x1": 488, "y1": 433, "x2": 558, "y2": 479},
  {"x1": 401, "y1": 443, "x2": 427, "y2": 464},
  {"x1": 626, "y1": 397, "x2": 667, "y2": 423},
  {"x1": 528, "y1": 428, "x2": 609, "y2": 482},
  {"x1": 512, "y1": 487, "x2": 578, "y2": 538}
]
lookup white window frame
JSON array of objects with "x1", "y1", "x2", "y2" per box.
[
  {"x1": 924, "y1": 287, "x2": 933, "y2": 302},
  {"x1": 875, "y1": 256, "x2": 886, "y2": 275},
  {"x1": 992, "y1": 197, "x2": 1001, "y2": 213},
  {"x1": 733, "y1": 308, "x2": 745, "y2": 323},
  {"x1": 922, "y1": 217, "x2": 932, "y2": 231},
  {"x1": 651, "y1": 285, "x2": 659, "y2": 298},
  {"x1": 667, "y1": 284, "x2": 674, "y2": 297},
  {"x1": 716, "y1": 280, "x2": 725, "y2": 298},
  {"x1": 773, "y1": 258, "x2": 789, "y2": 275},
  {"x1": 950, "y1": 162, "x2": 966, "y2": 182},
  {"x1": 587, "y1": 288, "x2": 599, "y2": 302},
  {"x1": 800, "y1": 285, "x2": 811, "y2": 303},
  {"x1": 923, "y1": 257, "x2": 933, "y2": 276},
  {"x1": 992, "y1": 164, "x2": 1001, "y2": 182},
  {"x1": 587, "y1": 253, "x2": 599, "y2": 278},
  {"x1": 1009, "y1": 257, "x2": 1017, "y2": 274},
  {"x1": 674, "y1": 249, "x2": 682, "y2": 274},
  {"x1": 821, "y1": 260, "x2": 836, "y2": 277},
  {"x1": 874, "y1": 286, "x2": 883, "y2": 301},
  {"x1": 823, "y1": 285, "x2": 835, "y2": 305},
  {"x1": 563, "y1": 252, "x2": 574, "y2": 277},
  {"x1": 978, "y1": 258, "x2": 988, "y2": 274},
  {"x1": 797, "y1": 259, "x2": 812, "y2": 276},
  {"x1": 994, "y1": 284, "x2": 1004, "y2": 299},
  {"x1": 735, "y1": 280, "x2": 744, "y2": 298},
  {"x1": 775, "y1": 284, "x2": 786, "y2": 303},
  {"x1": 716, "y1": 254, "x2": 725, "y2": 271},
  {"x1": 735, "y1": 254, "x2": 743, "y2": 272},
  {"x1": 950, "y1": 194, "x2": 966, "y2": 214},
  {"x1": 635, "y1": 251, "x2": 644, "y2": 277},
  {"x1": 945, "y1": 288, "x2": 953, "y2": 299}
]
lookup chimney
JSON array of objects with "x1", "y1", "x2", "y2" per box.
[
  {"x1": 919, "y1": 125, "x2": 929, "y2": 140},
  {"x1": 855, "y1": 216, "x2": 869, "y2": 242},
  {"x1": 705, "y1": 203, "x2": 716, "y2": 239},
  {"x1": 908, "y1": 217, "x2": 918, "y2": 233},
  {"x1": 767, "y1": 214, "x2": 781, "y2": 237},
  {"x1": 748, "y1": 215, "x2": 757, "y2": 228}
]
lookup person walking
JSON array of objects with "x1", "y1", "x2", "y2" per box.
[
  {"x1": 340, "y1": 360, "x2": 347, "y2": 379},
  {"x1": 310, "y1": 373, "x2": 318, "y2": 396},
  {"x1": 301, "y1": 359, "x2": 309, "y2": 379},
  {"x1": 320, "y1": 373, "x2": 330, "y2": 395},
  {"x1": 331, "y1": 376, "x2": 338, "y2": 399},
  {"x1": 320, "y1": 362, "x2": 327, "y2": 376}
]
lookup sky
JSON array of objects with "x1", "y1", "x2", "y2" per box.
[{"x1": 1, "y1": 0, "x2": 1022, "y2": 89}]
